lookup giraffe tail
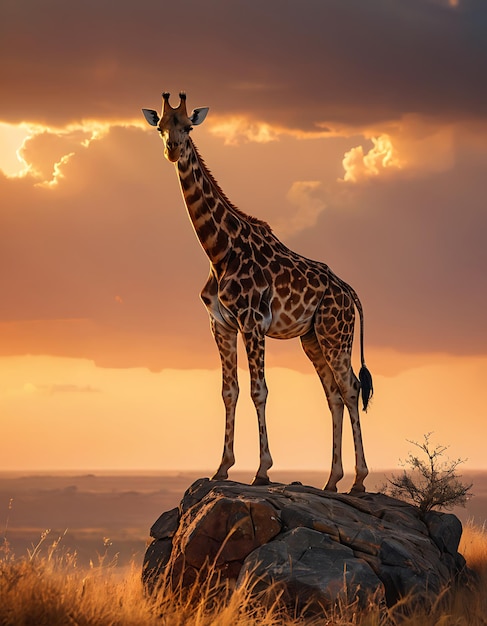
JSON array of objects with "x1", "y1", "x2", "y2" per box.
[
  {"x1": 359, "y1": 364, "x2": 373, "y2": 412},
  {"x1": 340, "y1": 279, "x2": 374, "y2": 411}
]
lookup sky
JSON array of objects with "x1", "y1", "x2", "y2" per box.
[{"x1": 1, "y1": 0, "x2": 487, "y2": 480}]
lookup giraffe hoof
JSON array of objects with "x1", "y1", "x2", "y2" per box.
[
  {"x1": 251, "y1": 476, "x2": 270, "y2": 486},
  {"x1": 323, "y1": 484, "x2": 338, "y2": 492},
  {"x1": 211, "y1": 473, "x2": 228, "y2": 482},
  {"x1": 349, "y1": 485, "x2": 366, "y2": 495}
]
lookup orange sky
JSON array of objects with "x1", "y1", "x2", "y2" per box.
[{"x1": 1, "y1": 0, "x2": 486, "y2": 480}]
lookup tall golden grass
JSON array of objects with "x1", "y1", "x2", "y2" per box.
[{"x1": 1, "y1": 521, "x2": 486, "y2": 626}]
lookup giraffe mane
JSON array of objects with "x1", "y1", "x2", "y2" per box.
[{"x1": 190, "y1": 138, "x2": 272, "y2": 232}]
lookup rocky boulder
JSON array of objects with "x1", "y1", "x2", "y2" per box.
[{"x1": 143, "y1": 478, "x2": 467, "y2": 611}]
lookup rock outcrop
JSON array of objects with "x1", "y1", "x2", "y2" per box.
[{"x1": 143, "y1": 478, "x2": 467, "y2": 611}]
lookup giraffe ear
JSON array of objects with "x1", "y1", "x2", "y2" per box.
[
  {"x1": 142, "y1": 108, "x2": 160, "y2": 126},
  {"x1": 189, "y1": 107, "x2": 209, "y2": 126}
]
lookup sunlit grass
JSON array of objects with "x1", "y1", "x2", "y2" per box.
[
  {"x1": 0, "y1": 520, "x2": 486, "y2": 625},
  {"x1": 459, "y1": 519, "x2": 487, "y2": 578}
]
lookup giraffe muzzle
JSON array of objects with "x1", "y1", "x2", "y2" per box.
[{"x1": 165, "y1": 143, "x2": 181, "y2": 162}]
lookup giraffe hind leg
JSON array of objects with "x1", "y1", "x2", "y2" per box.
[
  {"x1": 326, "y1": 354, "x2": 368, "y2": 493},
  {"x1": 313, "y1": 315, "x2": 369, "y2": 493},
  {"x1": 301, "y1": 330, "x2": 345, "y2": 491},
  {"x1": 324, "y1": 349, "x2": 368, "y2": 493}
]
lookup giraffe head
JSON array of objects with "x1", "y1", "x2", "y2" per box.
[{"x1": 142, "y1": 92, "x2": 209, "y2": 162}]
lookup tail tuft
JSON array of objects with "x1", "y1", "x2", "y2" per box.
[{"x1": 359, "y1": 365, "x2": 374, "y2": 412}]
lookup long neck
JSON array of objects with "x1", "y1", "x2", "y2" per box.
[{"x1": 175, "y1": 136, "x2": 269, "y2": 264}]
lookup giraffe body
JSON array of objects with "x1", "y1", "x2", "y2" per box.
[{"x1": 142, "y1": 93, "x2": 373, "y2": 492}]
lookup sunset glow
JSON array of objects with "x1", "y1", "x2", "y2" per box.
[
  {"x1": 0, "y1": 123, "x2": 32, "y2": 177},
  {"x1": 342, "y1": 135, "x2": 401, "y2": 182},
  {"x1": 1, "y1": 0, "x2": 486, "y2": 475}
]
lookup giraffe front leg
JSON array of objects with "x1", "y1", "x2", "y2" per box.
[
  {"x1": 210, "y1": 320, "x2": 239, "y2": 482},
  {"x1": 242, "y1": 331, "x2": 273, "y2": 486}
]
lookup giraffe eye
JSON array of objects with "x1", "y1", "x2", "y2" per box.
[{"x1": 184, "y1": 126, "x2": 192, "y2": 133}]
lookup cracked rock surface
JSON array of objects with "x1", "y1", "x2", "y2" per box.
[{"x1": 143, "y1": 478, "x2": 468, "y2": 609}]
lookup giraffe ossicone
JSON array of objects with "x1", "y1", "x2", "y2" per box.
[{"x1": 142, "y1": 92, "x2": 373, "y2": 493}]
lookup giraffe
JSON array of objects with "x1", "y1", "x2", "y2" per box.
[{"x1": 142, "y1": 92, "x2": 373, "y2": 493}]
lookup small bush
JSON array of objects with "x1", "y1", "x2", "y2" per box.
[{"x1": 383, "y1": 433, "x2": 473, "y2": 514}]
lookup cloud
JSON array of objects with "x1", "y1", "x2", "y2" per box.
[
  {"x1": 1, "y1": 115, "x2": 487, "y2": 368},
  {"x1": 342, "y1": 135, "x2": 402, "y2": 183},
  {"x1": 11, "y1": 380, "x2": 100, "y2": 396},
  {"x1": 386, "y1": 119, "x2": 456, "y2": 175},
  {"x1": 1, "y1": 1, "x2": 486, "y2": 131},
  {"x1": 0, "y1": 123, "x2": 32, "y2": 176},
  {"x1": 47, "y1": 384, "x2": 101, "y2": 394},
  {"x1": 0, "y1": 124, "x2": 218, "y2": 370},
  {"x1": 276, "y1": 181, "x2": 327, "y2": 238},
  {"x1": 208, "y1": 115, "x2": 330, "y2": 145},
  {"x1": 288, "y1": 132, "x2": 487, "y2": 356},
  {"x1": 0, "y1": 14, "x2": 486, "y2": 371},
  {"x1": 29, "y1": 383, "x2": 101, "y2": 395},
  {"x1": 338, "y1": 116, "x2": 460, "y2": 183},
  {"x1": 209, "y1": 117, "x2": 281, "y2": 145},
  {"x1": 38, "y1": 151, "x2": 75, "y2": 188},
  {"x1": 0, "y1": 121, "x2": 121, "y2": 184}
]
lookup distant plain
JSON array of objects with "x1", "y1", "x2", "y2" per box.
[{"x1": 2, "y1": 470, "x2": 486, "y2": 568}]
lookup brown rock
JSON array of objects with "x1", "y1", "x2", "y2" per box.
[{"x1": 143, "y1": 478, "x2": 470, "y2": 611}]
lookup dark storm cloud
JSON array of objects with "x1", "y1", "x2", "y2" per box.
[{"x1": 1, "y1": 0, "x2": 487, "y2": 128}]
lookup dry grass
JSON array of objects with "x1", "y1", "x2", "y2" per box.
[
  {"x1": 1, "y1": 521, "x2": 486, "y2": 626},
  {"x1": 459, "y1": 519, "x2": 487, "y2": 579}
]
